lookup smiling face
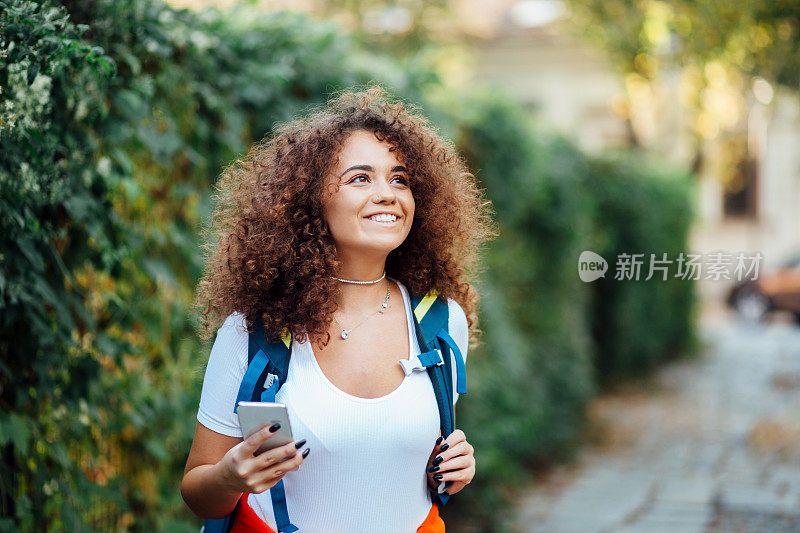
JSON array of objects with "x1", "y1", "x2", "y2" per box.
[{"x1": 321, "y1": 129, "x2": 415, "y2": 262}]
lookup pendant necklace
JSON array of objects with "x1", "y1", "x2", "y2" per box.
[{"x1": 332, "y1": 282, "x2": 390, "y2": 340}]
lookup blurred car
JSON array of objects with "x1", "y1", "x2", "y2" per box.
[{"x1": 727, "y1": 251, "x2": 800, "y2": 323}]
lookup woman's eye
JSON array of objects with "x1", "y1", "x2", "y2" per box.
[{"x1": 347, "y1": 174, "x2": 407, "y2": 185}]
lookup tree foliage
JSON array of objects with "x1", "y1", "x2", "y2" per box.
[
  {"x1": 564, "y1": 0, "x2": 800, "y2": 89},
  {"x1": 560, "y1": 0, "x2": 797, "y2": 178}
]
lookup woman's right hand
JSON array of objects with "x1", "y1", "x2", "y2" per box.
[{"x1": 217, "y1": 424, "x2": 310, "y2": 495}]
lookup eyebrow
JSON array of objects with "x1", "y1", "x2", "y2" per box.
[{"x1": 339, "y1": 164, "x2": 408, "y2": 177}]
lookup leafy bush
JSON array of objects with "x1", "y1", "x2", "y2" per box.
[
  {"x1": 435, "y1": 89, "x2": 697, "y2": 531},
  {"x1": 0, "y1": 2, "x2": 124, "y2": 530},
  {"x1": 582, "y1": 151, "x2": 698, "y2": 382},
  {"x1": 441, "y1": 89, "x2": 597, "y2": 531}
]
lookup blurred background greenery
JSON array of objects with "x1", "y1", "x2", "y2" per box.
[{"x1": 3, "y1": 0, "x2": 796, "y2": 530}]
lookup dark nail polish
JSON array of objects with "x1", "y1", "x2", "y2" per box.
[
  {"x1": 269, "y1": 423, "x2": 281, "y2": 432},
  {"x1": 428, "y1": 465, "x2": 440, "y2": 473},
  {"x1": 435, "y1": 436, "x2": 443, "y2": 446},
  {"x1": 432, "y1": 456, "x2": 443, "y2": 466},
  {"x1": 294, "y1": 439, "x2": 307, "y2": 449},
  {"x1": 302, "y1": 448, "x2": 310, "y2": 458},
  {"x1": 439, "y1": 443, "x2": 450, "y2": 452},
  {"x1": 434, "y1": 474, "x2": 443, "y2": 481}
]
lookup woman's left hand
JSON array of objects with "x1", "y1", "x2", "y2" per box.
[{"x1": 426, "y1": 429, "x2": 475, "y2": 495}]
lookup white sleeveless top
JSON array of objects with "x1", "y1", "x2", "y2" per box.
[{"x1": 197, "y1": 278, "x2": 469, "y2": 532}]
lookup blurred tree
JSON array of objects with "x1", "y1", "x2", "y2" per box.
[
  {"x1": 316, "y1": 0, "x2": 455, "y2": 58},
  {"x1": 560, "y1": 0, "x2": 797, "y2": 199},
  {"x1": 563, "y1": 0, "x2": 799, "y2": 90}
]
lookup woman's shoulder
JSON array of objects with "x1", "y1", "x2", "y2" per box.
[
  {"x1": 445, "y1": 298, "x2": 468, "y2": 345},
  {"x1": 220, "y1": 311, "x2": 248, "y2": 333},
  {"x1": 198, "y1": 311, "x2": 250, "y2": 437},
  {"x1": 206, "y1": 311, "x2": 250, "y2": 368},
  {"x1": 445, "y1": 297, "x2": 467, "y2": 321}
]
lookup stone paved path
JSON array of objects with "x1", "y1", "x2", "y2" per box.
[{"x1": 512, "y1": 311, "x2": 800, "y2": 533}]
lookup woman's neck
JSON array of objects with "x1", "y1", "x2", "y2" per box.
[{"x1": 333, "y1": 256, "x2": 390, "y2": 315}]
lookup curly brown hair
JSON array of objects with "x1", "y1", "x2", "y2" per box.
[{"x1": 194, "y1": 84, "x2": 495, "y2": 349}]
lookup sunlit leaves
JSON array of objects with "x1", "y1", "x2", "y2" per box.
[{"x1": 559, "y1": 0, "x2": 796, "y2": 203}]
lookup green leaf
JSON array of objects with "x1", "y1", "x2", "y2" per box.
[{"x1": 0, "y1": 414, "x2": 31, "y2": 452}]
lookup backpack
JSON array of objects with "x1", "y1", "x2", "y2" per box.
[{"x1": 202, "y1": 289, "x2": 467, "y2": 533}]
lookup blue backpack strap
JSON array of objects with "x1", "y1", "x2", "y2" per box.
[
  {"x1": 410, "y1": 289, "x2": 468, "y2": 508},
  {"x1": 436, "y1": 328, "x2": 467, "y2": 395},
  {"x1": 203, "y1": 317, "x2": 298, "y2": 533}
]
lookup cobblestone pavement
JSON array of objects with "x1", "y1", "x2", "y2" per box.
[{"x1": 512, "y1": 311, "x2": 800, "y2": 533}]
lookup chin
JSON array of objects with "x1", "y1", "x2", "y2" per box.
[{"x1": 359, "y1": 240, "x2": 406, "y2": 256}]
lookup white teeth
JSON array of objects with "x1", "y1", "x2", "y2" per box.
[{"x1": 369, "y1": 214, "x2": 397, "y2": 223}]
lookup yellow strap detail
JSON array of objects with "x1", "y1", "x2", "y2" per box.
[
  {"x1": 281, "y1": 331, "x2": 291, "y2": 349},
  {"x1": 414, "y1": 289, "x2": 439, "y2": 322}
]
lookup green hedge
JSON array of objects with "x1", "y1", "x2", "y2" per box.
[
  {"x1": 0, "y1": 2, "x2": 123, "y2": 531},
  {"x1": 582, "y1": 151, "x2": 698, "y2": 383},
  {"x1": 436, "y1": 89, "x2": 696, "y2": 531},
  {"x1": 442, "y1": 90, "x2": 597, "y2": 530}
]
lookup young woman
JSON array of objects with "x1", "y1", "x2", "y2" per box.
[{"x1": 182, "y1": 86, "x2": 494, "y2": 532}]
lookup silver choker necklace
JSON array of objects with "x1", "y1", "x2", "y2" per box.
[{"x1": 333, "y1": 271, "x2": 386, "y2": 285}]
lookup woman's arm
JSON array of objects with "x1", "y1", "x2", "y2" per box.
[
  {"x1": 181, "y1": 422, "x2": 243, "y2": 518},
  {"x1": 181, "y1": 421, "x2": 309, "y2": 518}
]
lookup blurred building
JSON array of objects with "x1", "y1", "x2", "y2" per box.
[{"x1": 462, "y1": 0, "x2": 800, "y2": 305}]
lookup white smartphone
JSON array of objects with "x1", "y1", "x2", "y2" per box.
[{"x1": 236, "y1": 401, "x2": 294, "y2": 455}]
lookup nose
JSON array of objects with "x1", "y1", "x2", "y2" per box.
[{"x1": 372, "y1": 175, "x2": 396, "y2": 203}]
